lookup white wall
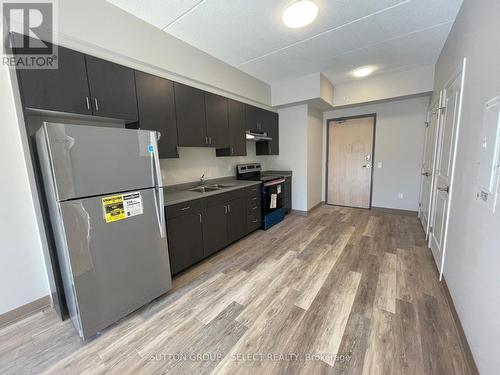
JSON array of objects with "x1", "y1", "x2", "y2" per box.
[
  {"x1": 0, "y1": 68, "x2": 50, "y2": 315},
  {"x1": 160, "y1": 143, "x2": 272, "y2": 186},
  {"x1": 268, "y1": 105, "x2": 309, "y2": 211},
  {"x1": 323, "y1": 96, "x2": 429, "y2": 211},
  {"x1": 307, "y1": 107, "x2": 324, "y2": 210},
  {"x1": 0, "y1": 0, "x2": 272, "y2": 315},
  {"x1": 333, "y1": 65, "x2": 434, "y2": 108},
  {"x1": 433, "y1": 0, "x2": 500, "y2": 373},
  {"x1": 266, "y1": 104, "x2": 323, "y2": 212}
]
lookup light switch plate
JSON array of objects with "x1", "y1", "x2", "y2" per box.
[{"x1": 377, "y1": 161, "x2": 383, "y2": 168}]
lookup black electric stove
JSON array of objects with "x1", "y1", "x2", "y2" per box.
[{"x1": 236, "y1": 163, "x2": 285, "y2": 229}]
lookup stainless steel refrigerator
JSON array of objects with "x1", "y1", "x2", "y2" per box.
[{"x1": 36, "y1": 122, "x2": 172, "y2": 340}]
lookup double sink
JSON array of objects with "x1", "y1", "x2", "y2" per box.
[{"x1": 188, "y1": 183, "x2": 235, "y2": 193}]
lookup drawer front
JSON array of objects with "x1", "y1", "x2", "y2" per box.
[
  {"x1": 247, "y1": 193, "x2": 261, "y2": 205},
  {"x1": 166, "y1": 199, "x2": 201, "y2": 219},
  {"x1": 247, "y1": 210, "x2": 261, "y2": 232},
  {"x1": 247, "y1": 201, "x2": 261, "y2": 216},
  {"x1": 202, "y1": 188, "x2": 246, "y2": 208},
  {"x1": 246, "y1": 184, "x2": 261, "y2": 196}
]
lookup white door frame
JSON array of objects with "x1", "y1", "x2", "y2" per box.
[
  {"x1": 418, "y1": 96, "x2": 442, "y2": 238},
  {"x1": 428, "y1": 57, "x2": 467, "y2": 280}
]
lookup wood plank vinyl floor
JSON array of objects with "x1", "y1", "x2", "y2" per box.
[{"x1": 0, "y1": 206, "x2": 471, "y2": 374}]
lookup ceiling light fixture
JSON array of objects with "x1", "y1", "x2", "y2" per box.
[
  {"x1": 283, "y1": 0, "x2": 319, "y2": 29},
  {"x1": 352, "y1": 66, "x2": 375, "y2": 78}
]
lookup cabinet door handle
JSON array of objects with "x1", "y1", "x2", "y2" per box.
[
  {"x1": 252, "y1": 206, "x2": 258, "y2": 210},
  {"x1": 205, "y1": 136, "x2": 208, "y2": 145},
  {"x1": 94, "y1": 97, "x2": 99, "y2": 111},
  {"x1": 251, "y1": 197, "x2": 257, "y2": 201},
  {"x1": 198, "y1": 213, "x2": 202, "y2": 223},
  {"x1": 224, "y1": 205, "x2": 227, "y2": 214},
  {"x1": 85, "y1": 96, "x2": 90, "y2": 110},
  {"x1": 227, "y1": 204, "x2": 231, "y2": 213},
  {"x1": 231, "y1": 147, "x2": 234, "y2": 155},
  {"x1": 252, "y1": 219, "x2": 258, "y2": 223},
  {"x1": 209, "y1": 136, "x2": 212, "y2": 145},
  {"x1": 180, "y1": 206, "x2": 190, "y2": 211}
]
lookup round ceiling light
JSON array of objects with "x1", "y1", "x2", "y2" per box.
[
  {"x1": 352, "y1": 66, "x2": 375, "y2": 78},
  {"x1": 283, "y1": 0, "x2": 319, "y2": 28}
]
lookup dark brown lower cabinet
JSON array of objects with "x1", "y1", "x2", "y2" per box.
[
  {"x1": 284, "y1": 176, "x2": 292, "y2": 214},
  {"x1": 246, "y1": 186, "x2": 262, "y2": 232},
  {"x1": 166, "y1": 185, "x2": 262, "y2": 275},
  {"x1": 227, "y1": 197, "x2": 247, "y2": 243},
  {"x1": 166, "y1": 201, "x2": 203, "y2": 275},
  {"x1": 202, "y1": 203, "x2": 228, "y2": 257},
  {"x1": 201, "y1": 188, "x2": 250, "y2": 257}
]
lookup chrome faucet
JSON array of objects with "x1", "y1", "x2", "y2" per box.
[{"x1": 200, "y1": 173, "x2": 206, "y2": 186}]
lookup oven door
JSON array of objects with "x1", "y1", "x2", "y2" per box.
[{"x1": 262, "y1": 178, "x2": 285, "y2": 215}]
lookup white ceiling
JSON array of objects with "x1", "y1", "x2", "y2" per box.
[{"x1": 107, "y1": 0, "x2": 462, "y2": 85}]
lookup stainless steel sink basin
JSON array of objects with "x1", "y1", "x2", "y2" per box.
[
  {"x1": 209, "y1": 184, "x2": 235, "y2": 189},
  {"x1": 189, "y1": 186, "x2": 221, "y2": 193},
  {"x1": 188, "y1": 183, "x2": 235, "y2": 193}
]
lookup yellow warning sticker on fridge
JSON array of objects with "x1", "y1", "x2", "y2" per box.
[
  {"x1": 102, "y1": 195, "x2": 126, "y2": 223},
  {"x1": 102, "y1": 192, "x2": 144, "y2": 223}
]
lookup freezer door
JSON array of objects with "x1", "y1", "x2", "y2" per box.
[
  {"x1": 42, "y1": 122, "x2": 159, "y2": 201},
  {"x1": 59, "y1": 188, "x2": 171, "y2": 339}
]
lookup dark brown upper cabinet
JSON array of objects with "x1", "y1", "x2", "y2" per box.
[
  {"x1": 264, "y1": 111, "x2": 279, "y2": 155},
  {"x1": 85, "y1": 55, "x2": 138, "y2": 121},
  {"x1": 216, "y1": 99, "x2": 247, "y2": 157},
  {"x1": 16, "y1": 45, "x2": 92, "y2": 115},
  {"x1": 135, "y1": 71, "x2": 178, "y2": 158},
  {"x1": 247, "y1": 105, "x2": 279, "y2": 156},
  {"x1": 245, "y1": 105, "x2": 266, "y2": 132},
  {"x1": 205, "y1": 92, "x2": 229, "y2": 148},
  {"x1": 174, "y1": 83, "x2": 207, "y2": 147}
]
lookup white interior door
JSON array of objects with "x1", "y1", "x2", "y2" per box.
[
  {"x1": 419, "y1": 100, "x2": 440, "y2": 237},
  {"x1": 430, "y1": 60, "x2": 466, "y2": 276}
]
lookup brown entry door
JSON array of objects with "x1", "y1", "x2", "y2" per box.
[{"x1": 327, "y1": 116, "x2": 375, "y2": 208}]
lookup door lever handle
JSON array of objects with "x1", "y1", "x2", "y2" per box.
[
  {"x1": 437, "y1": 186, "x2": 449, "y2": 193},
  {"x1": 362, "y1": 164, "x2": 371, "y2": 169},
  {"x1": 421, "y1": 172, "x2": 430, "y2": 177}
]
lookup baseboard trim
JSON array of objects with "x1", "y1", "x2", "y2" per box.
[
  {"x1": 441, "y1": 277, "x2": 480, "y2": 375},
  {"x1": 371, "y1": 206, "x2": 418, "y2": 216},
  {"x1": 291, "y1": 201, "x2": 324, "y2": 217},
  {"x1": 0, "y1": 295, "x2": 51, "y2": 329}
]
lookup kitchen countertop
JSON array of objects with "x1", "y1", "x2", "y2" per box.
[
  {"x1": 262, "y1": 170, "x2": 293, "y2": 178},
  {"x1": 163, "y1": 178, "x2": 261, "y2": 206}
]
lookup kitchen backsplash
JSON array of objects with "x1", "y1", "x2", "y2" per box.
[{"x1": 160, "y1": 141, "x2": 271, "y2": 186}]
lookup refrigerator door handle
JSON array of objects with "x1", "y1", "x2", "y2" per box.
[
  {"x1": 150, "y1": 131, "x2": 166, "y2": 238},
  {"x1": 157, "y1": 187, "x2": 166, "y2": 239},
  {"x1": 150, "y1": 131, "x2": 163, "y2": 187}
]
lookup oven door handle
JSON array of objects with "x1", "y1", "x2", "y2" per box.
[{"x1": 263, "y1": 178, "x2": 286, "y2": 187}]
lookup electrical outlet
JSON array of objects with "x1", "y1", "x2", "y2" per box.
[{"x1": 398, "y1": 193, "x2": 404, "y2": 199}]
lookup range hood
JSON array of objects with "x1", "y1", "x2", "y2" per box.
[{"x1": 246, "y1": 130, "x2": 272, "y2": 141}]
